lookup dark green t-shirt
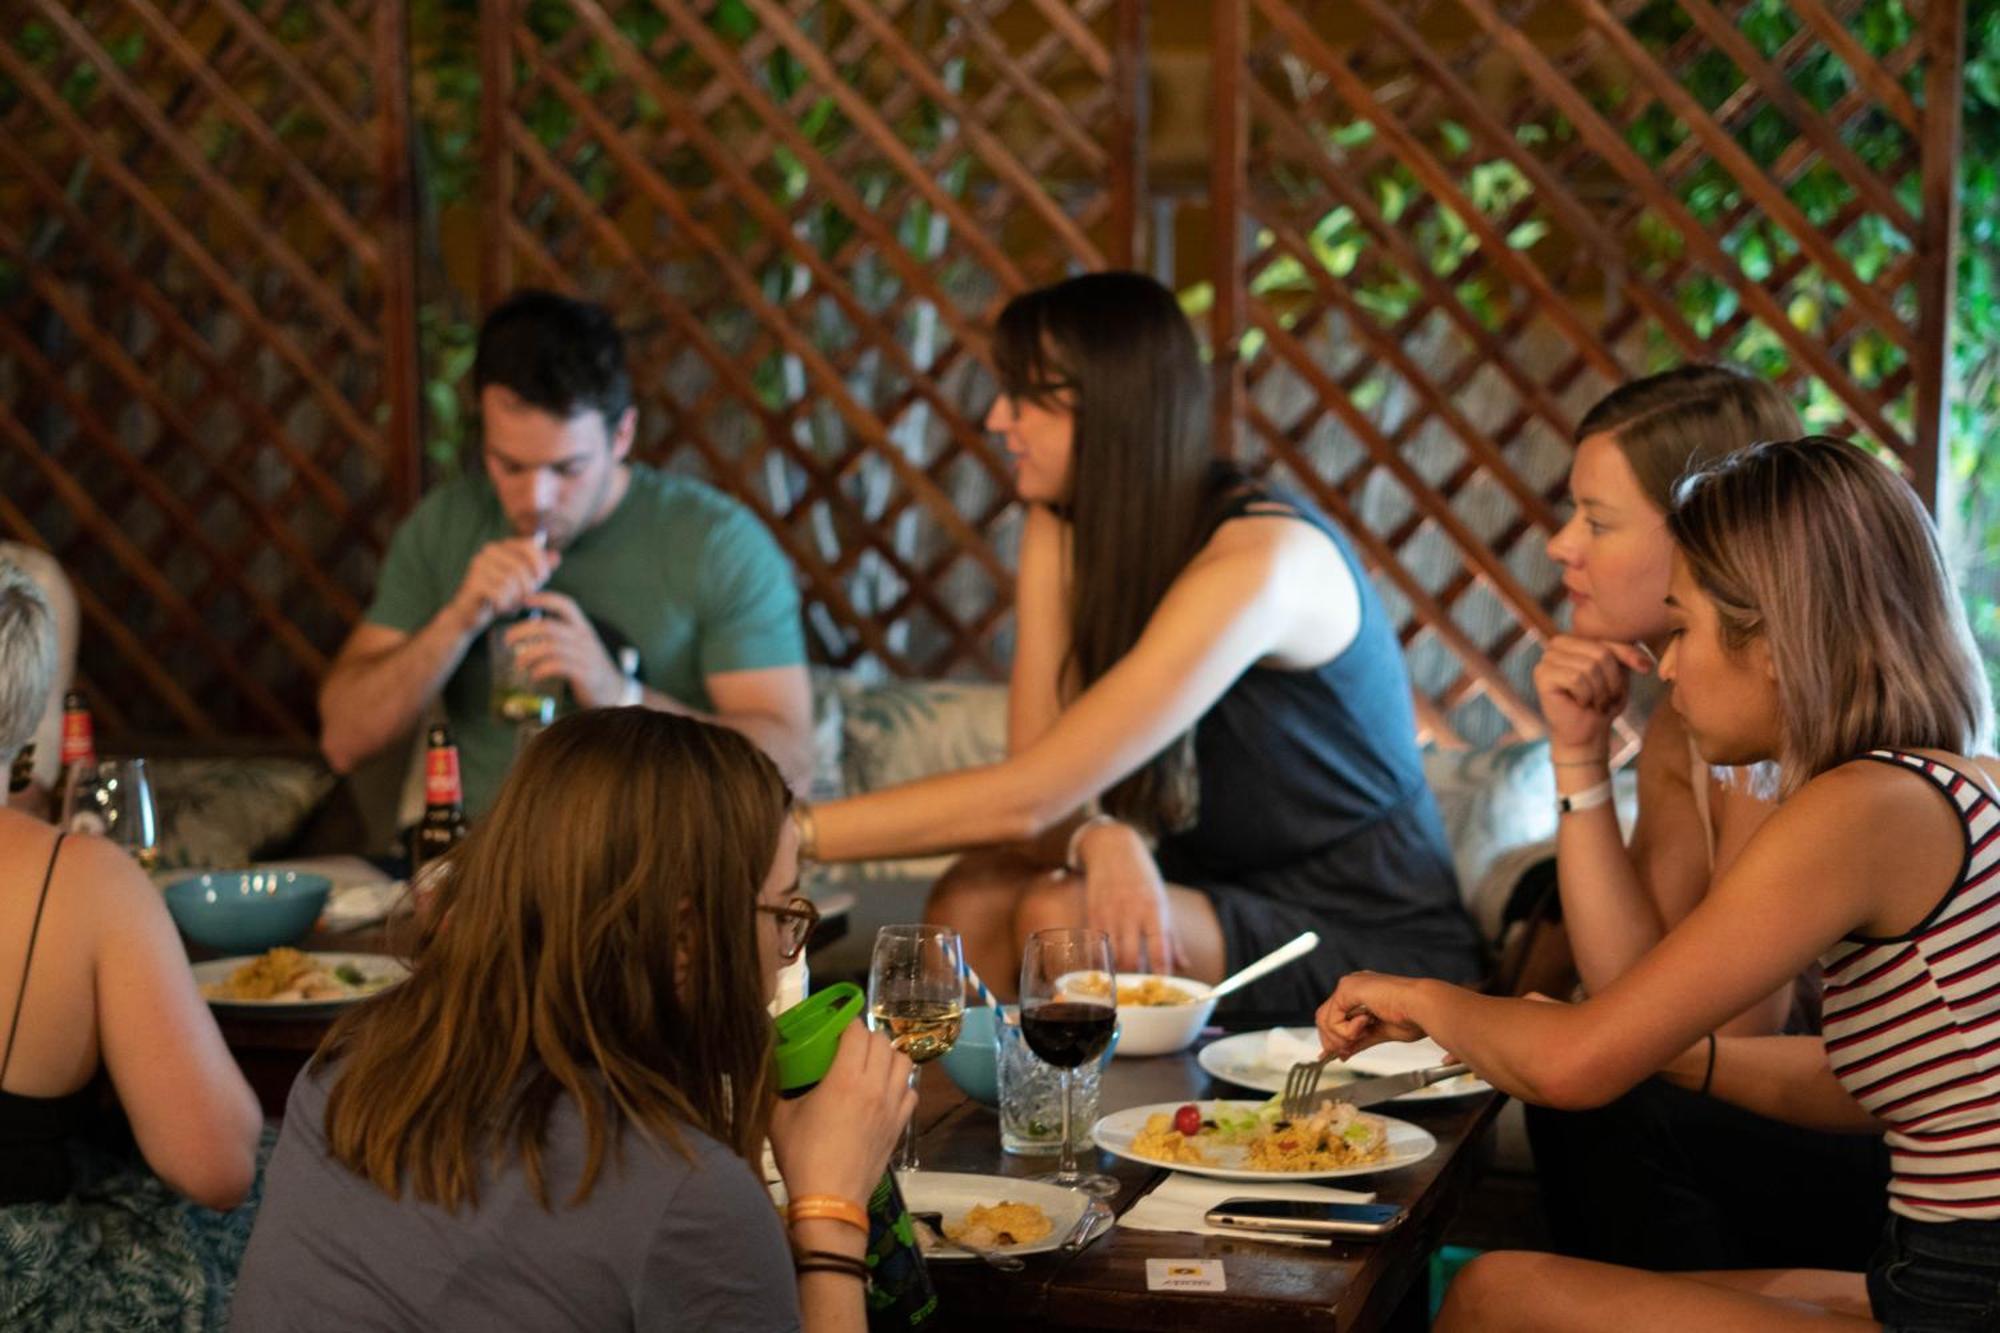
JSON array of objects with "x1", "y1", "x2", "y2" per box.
[{"x1": 364, "y1": 465, "x2": 805, "y2": 815}]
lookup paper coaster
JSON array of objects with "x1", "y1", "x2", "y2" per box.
[{"x1": 1145, "y1": 1258, "x2": 1226, "y2": 1292}]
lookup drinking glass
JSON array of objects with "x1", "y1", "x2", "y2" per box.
[
  {"x1": 95, "y1": 758, "x2": 159, "y2": 871},
  {"x1": 1019, "y1": 927, "x2": 1119, "y2": 1196},
  {"x1": 487, "y1": 616, "x2": 557, "y2": 732},
  {"x1": 867, "y1": 924, "x2": 964, "y2": 1173}
]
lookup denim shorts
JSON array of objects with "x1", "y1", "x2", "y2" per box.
[{"x1": 1867, "y1": 1213, "x2": 2000, "y2": 1332}]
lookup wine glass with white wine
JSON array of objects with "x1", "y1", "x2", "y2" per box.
[{"x1": 867, "y1": 924, "x2": 965, "y2": 1174}]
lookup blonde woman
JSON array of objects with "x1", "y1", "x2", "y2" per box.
[
  {"x1": 1320, "y1": 437, "x2": 1999, "y2": 1331},
  {"x1": 1530, "y1": 366, "x2": 1886, "y2": 1272},
  {"x1": 232, "y1": 711, "x2": 913, "y2": 1333}
]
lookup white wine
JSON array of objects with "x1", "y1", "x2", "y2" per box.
[{"x1": 871, "y1": 1000, "x2": 963, "y2": 1064}]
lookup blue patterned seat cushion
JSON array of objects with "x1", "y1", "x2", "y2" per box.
[{"x1": 0, "y1": 1128, "x2": 274, "y2": 1332}]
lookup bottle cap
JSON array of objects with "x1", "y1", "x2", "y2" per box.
[{"x1": 772, "y1": 981, "x2": 864, "y2": 1094}]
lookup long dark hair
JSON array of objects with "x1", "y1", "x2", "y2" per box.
[
  {"x1": 994, "y1": 271, "x2": 1234, "y2": 833},
  {"x1": 318, "y1": 709, "x2": 790, "y2": 1211}
]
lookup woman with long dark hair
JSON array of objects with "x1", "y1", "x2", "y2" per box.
[
  {"x1": 801, "y1": 271, "x2": 1482, "y2": 1010},
  {"x1": 231, "y1": 710, "x2": 913, "y2": 1332},
  {"x1": 1320, "y1": 437, "x2": 1999, "y2": 1331}
]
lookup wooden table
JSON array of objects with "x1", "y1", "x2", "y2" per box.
[{"x1": 908, "y1": 1044, "x2": 1503, "y2": 1332}]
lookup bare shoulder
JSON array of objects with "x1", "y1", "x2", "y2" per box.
[
  {"x1": 1782, "y1": 758, "x2": 1961, "y2": 842},
  {"x1": 56, "y1": 835, "x2": 169, "y2": 928}
]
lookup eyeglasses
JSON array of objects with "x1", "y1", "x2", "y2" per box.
[{"x1": 756, "y1": 895, "x2": 821, "y2": 962}]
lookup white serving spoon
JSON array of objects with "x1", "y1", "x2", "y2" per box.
[{"x1": 1203, "y1": 930, "x2": 1321, "y2": 1004}]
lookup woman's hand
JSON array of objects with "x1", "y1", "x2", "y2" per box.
[
  {"x1": 769, "y1": 1022, "x2": 915, "y2": 1206},
  {"x1": 1315, "y1": 972, "x2": 1434, "y2": 1060},
  {"x1": 1531, "y1": 635, "x2": 1652, "y2": 758},
  {"x1": 1076, "y1": 821, "x2": 1178, "y2": 975}
]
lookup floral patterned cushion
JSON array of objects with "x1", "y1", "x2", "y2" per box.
[
  {"x1": 836, "y1": 678, "x2": 1008, "y2": 796},
  {"x1": 150, "y1": 757, "x2": 336, "y2": 872},
  {"x1": 0, "y1": 1129, "x2": 274, "y2": 1332}
]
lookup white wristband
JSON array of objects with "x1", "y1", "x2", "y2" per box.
[
  {"x1": 1557, "y1": 779, "x2": 1614, "y2": 816},
  {"x1": 1064, "y1": 813, "x2": 1119, "y2": 874}
]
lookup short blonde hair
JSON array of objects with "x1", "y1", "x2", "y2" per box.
[
  {"x1": 1668, "y1": 436, "x2": 1993, "y2": 797},
  {"x1": 0, "y1": 557, "x2": 56, "y2": 768}
]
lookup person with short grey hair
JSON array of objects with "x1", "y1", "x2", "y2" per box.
[
  {"x1": 0, "y1": 542, "x2": 79, "y2": 816},
  {"x1": 0, "y1": 553, "x2": 260, "y2": 1215},
  {"x1": 0, "y1": 555, "x2": 58, "y2": 774}
]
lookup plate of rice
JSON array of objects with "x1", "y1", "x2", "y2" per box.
[
  {"x1": 193, "y1": 948, "x2": 406, "y2": 1019},
  {"x1": 1091, "y1": 1098, "x2": 1436, "y2": 1182},
  {"x1": 897, "y1": 1171, "x2": 1094, "y2": 1259}
]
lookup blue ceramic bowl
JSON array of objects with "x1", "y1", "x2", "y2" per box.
[
  {"x1": 939, "y1": 1006, "x2": 1003, "y2": 1107},
  {"x1": 163, "y1": 870, "x2": 332, "y2": 954},
  {"x1": 938, "y1": 1006, "x2": 1121, "y2": 1109}
]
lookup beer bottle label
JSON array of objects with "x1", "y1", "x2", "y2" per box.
[
  {"x1": 425, "y1": 747, "x2": 464, "y2": 806},
  {"x1": 60, "y1": 708, "x2": 94, "y2": 768}
]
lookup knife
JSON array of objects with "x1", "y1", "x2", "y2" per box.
[{"x1": 1300, "y1": 1062, "x2": 1471, "y2": 1113}]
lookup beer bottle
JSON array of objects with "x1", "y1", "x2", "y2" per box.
[
  {"x1": 56, "y1": 692, "x2": 107, "y2": 834},
  {"x1": 8, "y1": 742, "x2": 35, "y2": 796},
  {"x1": 413, "y1": 723, "x2": 469, "y2": 878}
]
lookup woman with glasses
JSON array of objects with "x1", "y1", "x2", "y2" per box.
[
  {"x1": 233, "y1": 709, "x2": 913, "y2": 1333},
  {"x1": 795, "y1": 271, "x2": 1482, "y2": 1012}
]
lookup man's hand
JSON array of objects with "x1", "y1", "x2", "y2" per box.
[
  {"x1": 1076, "y1": 821, "x2": 1179, "y2": 975},
  {"x1": 449, "y1": 537, "x2": 559, "y2": 633},
  {"x1": 507, "y1": 591, "x2": 625, "y2": 708}
]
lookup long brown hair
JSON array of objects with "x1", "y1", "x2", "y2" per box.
[
  {"x1": 1577, "y1": 363, "x2": 1800, "y2": 511},
  {"x1": 1669, "y1": 436, "x2": 1994, "y2": 797},
  {"x1": 994, "y1": 271, "x2": 1233, "y2": 833},
  {"x1": 318, "y1": 708, "x2": 790, "y2": 1210}
]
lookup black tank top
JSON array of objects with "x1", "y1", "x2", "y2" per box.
[{"x1": 0, "y1": 832, "x2": 89, "y2": 1204}]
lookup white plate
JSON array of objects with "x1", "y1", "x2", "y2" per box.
[
  {"x1": 896, "y1": 1170, "x2": 1095, "y2": 1260},
  {"x1": 192, "y1": 952, "x2": 407, "y2": 1019},
  {"x1": 1198, "y1": 1029, "x2": 1491, "y2": 1101},
  {"x1": 1091, "y1": 1099, "x2": 1436, "y2": 1182}
]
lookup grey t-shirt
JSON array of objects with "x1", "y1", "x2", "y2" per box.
[{"x1": 230, "y1": 1069, "x2": 800, "y2": 1331}]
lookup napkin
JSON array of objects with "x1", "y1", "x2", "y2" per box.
[
  {"x1": 1118, "y1": 1174, "x2": 1376, "y2": 1247},
  {"x1": 1263, "y1": 1027, "x2": 1458, "y2": 1077},
  {"x1": 1263, "y1": 1026, "x2": 1321, "y2": 1067}
]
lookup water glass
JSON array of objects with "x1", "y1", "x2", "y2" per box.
[
  {"x1": 996, "y1": 1007, "x2": 1105, "y2": 1156},
  {"x1": 487, "y1": 617, "x2": 557, "y2": 729}
]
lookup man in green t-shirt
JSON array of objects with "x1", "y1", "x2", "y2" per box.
[{"x1": 319, "y1": 290, "x2": 813, "y2": 817}]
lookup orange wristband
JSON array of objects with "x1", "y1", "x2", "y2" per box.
[{"x1": 787, "y1": 1195, "x2": 868, "y2": 1234}]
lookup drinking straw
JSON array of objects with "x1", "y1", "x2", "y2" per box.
[{"x1": 961, "y1": 958, "x2": 1000, "y2": 1011}]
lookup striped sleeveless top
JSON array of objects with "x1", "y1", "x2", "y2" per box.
[{"x1": 1821, "y1": 750, "x2": 2000, "y2": 1223}]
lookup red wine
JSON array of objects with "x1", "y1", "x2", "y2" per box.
[{"x1": 1020, "y1": 1001, "x2": 1115, "y2": 1068}]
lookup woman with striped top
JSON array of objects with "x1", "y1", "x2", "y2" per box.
[{"x1": 1317, "y1": 435, "x2": 1999, "y2": 1331}]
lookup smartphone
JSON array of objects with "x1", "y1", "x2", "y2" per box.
[{"x1": 1204, "y1": 1199, "x2": 1406, "y2": 1238}]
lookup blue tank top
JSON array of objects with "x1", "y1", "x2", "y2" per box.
[{"x1": 1154, "y1": 488, "x2": 1484, "y2": 1000}]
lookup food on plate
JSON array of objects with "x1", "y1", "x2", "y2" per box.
[
  {"x1": 202, "y1": 947, "x2": 393, "y2": 1002},
  {"x1": 1063, "y1": 973, "x2": 1200, "y2": 1007},
  {"x1": 943, "y1": 1201, "x2": 1054, "y2": 1249},
  {"x1": 1131, "y1": 1098, "x2": 1390, "y2": 1172}
]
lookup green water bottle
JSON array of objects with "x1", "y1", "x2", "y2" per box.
[{"x1": 774, "y1": 983, "x2": 938, "y2": 1329}]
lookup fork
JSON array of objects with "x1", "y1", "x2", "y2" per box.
[
  {"x1": 1280, "y1": 1007, "x2": 1371, "y2": 1120},
  {"x1": 1280, "y1": 1052, "x2": 1339, "y2": 1121}
]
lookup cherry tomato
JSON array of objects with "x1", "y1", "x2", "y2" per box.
[{"x1": 1173, "y1": 1103, "x2": 1202, "y2": 1136}]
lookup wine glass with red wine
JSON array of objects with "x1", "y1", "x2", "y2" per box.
[{"x1": 1019, "y1": 927, "x2": 1119, "y2": 1196}]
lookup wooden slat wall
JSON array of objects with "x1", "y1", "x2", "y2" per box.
[
  {"x1": 0, "y1": 1, "x2": 1961, "y2": 745},
  {"x1": 480, "y1": 0, "x2": 1145, "y2": 678},
  {"x1": 1211, "y1": 0, "x2": 1959, "y2": 747},
  {"x1": 0, "y1": 0, "x2": 418, "y2": 742}
]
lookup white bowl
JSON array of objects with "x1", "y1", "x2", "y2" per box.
[{"x1": 1071, "y1": 971, "x2": 1217, "y2": 1058}]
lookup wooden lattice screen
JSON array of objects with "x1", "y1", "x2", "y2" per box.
[
  {"x1": 0, "y1": 0, "x2": 418, "y2": 741},
  {"x1": 1, "y1": 1, "x2": 1964, "y2": 745},
  {"x1": 1211, "y1": 0, "x2": 1962, "y2": 747},
  {"x1": 482, "y1": 0, "x2": 1144, "y2": 678}
]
